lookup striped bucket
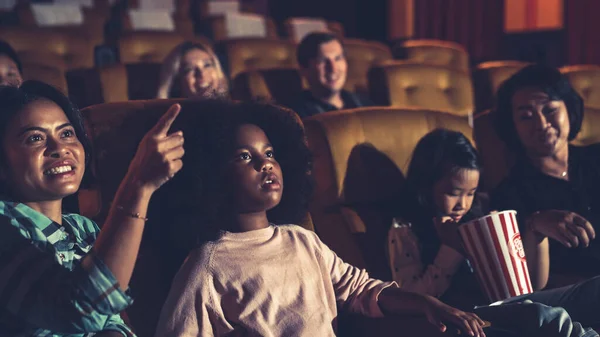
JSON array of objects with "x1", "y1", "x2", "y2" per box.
[{"x1": 458, "y1": 210, "x2": 533, "y2": 303}]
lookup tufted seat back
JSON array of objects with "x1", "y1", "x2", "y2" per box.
[{"x1": 369, "y1": 62, "x2": 474, "y2": 116}]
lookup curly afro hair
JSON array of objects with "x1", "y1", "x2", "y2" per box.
[{"x1": 149, "y1": 99, "x2": 313, "y2": 250}]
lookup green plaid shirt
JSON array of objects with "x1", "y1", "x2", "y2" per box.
[{"x1": 0, "y1": 200, "x2": 135, "y2": 337}]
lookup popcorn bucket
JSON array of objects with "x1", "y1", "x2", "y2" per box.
[{"x1": 458, "y1": 210, "x2": 533, "y2": 303}]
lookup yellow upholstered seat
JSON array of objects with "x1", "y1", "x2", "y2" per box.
[
  {"x1": 230, "y1": 67, "x2": 303, "y2": 105},
  {"x1": 473, "y1": 61, "x2": 530, "y2": 112},
  {"x1": 22, "y1": 63, "x2": 68, "y2": 94},
  {"x1": 561, "y1": 65, "x2": 600, "y2": 110},
  {"x1": 118, "y1": 32, "x2": 211, "y2": 63},
  {"x1": 398, "y1": 39, "x2": 469, "y2": 71},
  {"x1": 304, "y1": 106, "x2": 472, "y2": 268},
  {"x1": 220, "y1": 38, "x2": 297, "y2": 80},
  {"x1": 369, "y1": 62, "x2": 474, "y2": 116},
  {"x1": 343, "y1": 38, "x2": 392, "y2": 96},
  {"x1": 67, "y1": 63, "x2": 162, "y2": 108},
  {"x1": 0, "y1": 27, "x2": 94, "y2": 71}
]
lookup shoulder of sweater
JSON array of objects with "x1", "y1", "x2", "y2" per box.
[
  {"x1": 276, "y1": 224, "x2": 318, "y2": 236},
  {"x1": 275, "y1": 224, "x2": 324, "y2": 247},
  {"x1": 178, "y1": 242, "x2": 217, "y2": 280}
]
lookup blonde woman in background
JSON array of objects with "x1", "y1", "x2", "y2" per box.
[{"x1": 157, "y1": 42, "x2": 229, "y2": 100}]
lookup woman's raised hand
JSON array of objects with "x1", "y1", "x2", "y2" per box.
[{"x1": 125, "y1": 104, "x2": 185, "y2": 194}]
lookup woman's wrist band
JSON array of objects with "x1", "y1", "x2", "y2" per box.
[{"x1": 115, "y1": 205, "x2": 148, "y2": 221}]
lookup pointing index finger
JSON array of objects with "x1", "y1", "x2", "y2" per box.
[{"x1": 153, "y1": 104, "x2": 181, "y2": 137}]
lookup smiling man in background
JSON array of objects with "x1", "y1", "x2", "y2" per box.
[{"x1": 289, "y1": 32, "x2": 373, "y2": 118}]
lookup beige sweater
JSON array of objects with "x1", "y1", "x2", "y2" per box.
[{"x1": 155, "y1": 225, "x2": 396, "y2": 337}]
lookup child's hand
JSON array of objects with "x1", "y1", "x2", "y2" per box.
[
  {"x1": 125, "y1": 104, "x2": 184, "y2": 194},
  {"x1": 433, "y1": 217, "x2": 465, "y2": 255},
  {"x1": 527, "y1": 210, "x2": 595, "y2": 248},
  {"x1": 423, "y1": 296, "x2": 486, "y2": 337}
]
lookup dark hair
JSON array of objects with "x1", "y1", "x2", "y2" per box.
[
  {"x1": 495, "y1": 64, "x2": 584, "y2": 152},
  {"x1": 401, "y1": 129, "x2": 482, "y2": 264},
  {"x1": 296, "y1": 32, "x2": 342, "y2": 68},
  {"x1": 152, "y1": 99, "x2": 313, "y2": 249},
  {"x1": 0, "y1": 40, "x2": 22, "y2": 74},
  {"x1": 0, "y1": 81, "x2": 92, "y2": 196}
]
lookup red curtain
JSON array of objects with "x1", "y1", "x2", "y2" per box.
[
  {"x1": 414, "y1": 0, "x2": 505, "y2": 63},
  {"x1": 566, "y1": 0, "x2": 600, "y2": 65}
]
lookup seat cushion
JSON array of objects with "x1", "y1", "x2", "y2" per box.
[
  {"x1": 0, "y1": 27, "x2": 94, "y2": 70},
  {"x1": 67, "y1": 63, "x2": 162, "y2": 108},
  {"x1": 343, "y1": 39, "x2": 392, "y2": 97},
  {"x1": 369, "y1": 62, "x2": 474, "y2": 116},
  {"x1": 118, "y1": 32, "x2": 211, "y2": 63},
  {"x1": 398, "y1": 39, "x2": 469, "y2": 71},
  {"x1": 561, "y1": 65, "x2": 600, "y2": 110},
  {"x1": 220, "y1": 38, "x2": 298, "y2": 80},
  {"x1": 231, "y1": 67, "x2": 303, "y2": 105},
  {"x1": 473, "y1": 61, "x2": 530, "y2": 112},
  {"x1": 22, "y1": 63, "x2": 68, "y2": 94}
]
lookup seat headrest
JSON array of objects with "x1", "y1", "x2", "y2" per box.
[
  {"x1": 304, "y1": 107, "x2": 472, "y2": 207},
  {"x1": 400, "y1": 39, "x2": 469, "y2": 71},
  {"x1": 222, "y1": 39, "x2": 297, "y2": 79},
  {"x1": 561, "y1": 65, "x2": 600, "y2": 110},
  {"x1": 369, "y1": 62, "x2": 474, "y2": 116}
]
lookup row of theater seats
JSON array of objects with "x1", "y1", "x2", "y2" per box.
[
  {"x1": 6, "y1": 1, "x2": 347, "y2": 45},
  {"x1": 68, "y1": 52, "x2": 600, "y2": 127},
  {"x1": 6, "y1": 14, "x2": 599, "y2": 122},
  {"x1": 62, "y1": 37, "x2": 394, "y2": 107},
  {"x1": 2, "y1": 0, "x2": 347, "y2": 58},
  {"x1": 0, "y1": 23, "x2": 473, "y2": 109},
  {"x1": 0, "y1": 0, "x2": 350, "y2": 104}
]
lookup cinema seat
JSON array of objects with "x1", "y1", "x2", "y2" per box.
[
  {"x1": 67, "y1": 63, "x2": 162, "y2": 108},
  {"x1": 343, "y1": 38, "x2": 392, "y2": 97},
  {"x1": 369, "y1": 62, "x2": 474, "y2": 117},
  {"x1": 304, "y1": 106, "x2": 470, "y2": 336},
  {"x1": 304, "y1": 106, "x2": 473, "y2": 272},
  {"x1": 0, "y1": 27, "x2": 94, "y2": 70},
  {"x1": 22, "y1": 63, "x2": 68, "y2": 94},
  {"x1": 218, "y1": 38, "x2": 297, "y2": 80},
  {"x1": 473, "y1": 61, "x2": 529, "y2": 112},
  {"x1": 117, "y1": 32, "x2": 211, "y2": 63},
  {"x1": 561, "y1": 64, "x2": 600, "y2": 110},
  {"x1": 397, "y1": 39, "x2": 469, "y2": 72},
  {"x1": 231, "y1": 67, "x2": 303, "y2": 105}
]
